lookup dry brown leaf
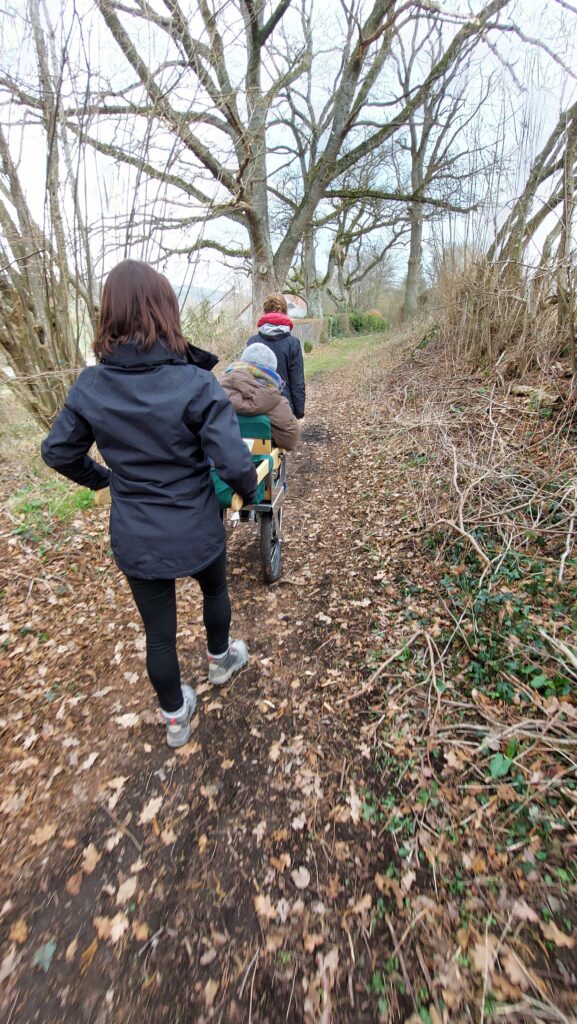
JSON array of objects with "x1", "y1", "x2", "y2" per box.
[
  {"x1": 30, "y1": 823, "x2": 57, "y2": 846},
  {"x1": 291, "y1": 866, "x2": 311, "y2": 890},
  {"x1": 138, "y1": 796, "x2": 162, "y2": 825},
  {"x1": 501, "y1": 947, "x2": 531, "y2": 990},
  {"x1": 198, "y1": 834, "x2": 208, "y2": 854},
  {"x1": 270, "y1": 852, "x2": 291, "y2": 873},
  {"x1": 351, "y1": 893, "x2": 372, "y2": 916},
  {"x1": 160, "y1": 828, "x2": 177, "y2": 846},
  {"x1": 348, "y1": 783, "x2": 361, "y2": 825},
  {"x1": 471, "y1": 933, "x2": 499, "y2": 975},
  {"x1": 304, "y1": 932, "x2": 324, "y2": 953},
  {"x1": 401, "y1": 869, "x2": 416, "y2": 893},
  {"x1": 80, "y1": 937, "x2": 98, "y2": 974},
  {"x1": 82, "y1": 843, "x2": 100, "y2": 875},
  {"x1": 204, "y1": 978, "x2": 219, "y2": 1009},
  {"x1": 254, "y1": 893, "x2": 277, "y2": 921},
  {"x1": 66, "y1": 871, "x2": 83, "y2": 896},
  {"x1": 512, "y1": 899, "x2": 539, "y2": 924},
  {"x1": 93, "y1": 913, "x2": 129, "y2": 944},
  {"x1": 115, "y1": 713, "x2": 139, "y2": 729},
  {"x1": 116, "y1": 876, "x2": 137, "y2": 906},
  {"x1": 65, "y1": 938, "x2": 78, "y2": 963},
  {"x1": 132, "y1": 921, "x2": 149, "y2": 942},
  {"x1": 540, "y1": 920, "x2": 575, "y2": 948},
  {"x1": 9, "y1": 918, "x2": 28, "y2": 944},
  {"x1": 200, "y1": 948, "x2": 217, "y2": 966},
  {"x1": 291, "y1": 813, "x2": 306, "y2": 831}
]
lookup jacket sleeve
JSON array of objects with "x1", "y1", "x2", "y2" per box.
[
  {"x1": 270, "y1": 397, "x2": 300, "y2": 451},
  {"x1": 41, "y1": 402, "x2": 111, "y2": 490},
  {"x1": 185, "y1": 377, "x2": 258, "y2": 503},
  {"x1": 288, "y1": 337, "x2": 306, "y2": 419}
]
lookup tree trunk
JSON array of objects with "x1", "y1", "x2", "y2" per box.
[{"x1": 403, "y1": 209, "x2": 424, "y2": 321}]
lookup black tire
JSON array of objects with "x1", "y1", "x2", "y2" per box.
[{"x1": 260, "y1": 509, "x2": 282, "y2": 583}]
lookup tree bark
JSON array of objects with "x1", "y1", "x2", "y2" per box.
[{"x1": 403, "y1": 208, "x2": 424, "y2": 320}]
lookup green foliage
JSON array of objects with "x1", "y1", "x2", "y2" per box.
[
  {"x1": 349, "y1": 310, "x2": 390, "y2": 334},
  {"x1": 303, "y1": 340, "x2": 313, "y2": 354},
  {"x1": 9, "y1": 478, "x2": 94, "y2": 541}
]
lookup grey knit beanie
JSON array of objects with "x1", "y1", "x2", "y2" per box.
[{"x1": 240, "y1": 343, "x2": 277, "y2": 372}]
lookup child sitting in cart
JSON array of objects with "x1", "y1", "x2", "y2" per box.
[{"x1": 221, "y1": 344, "x2": 300, "y2": 451}]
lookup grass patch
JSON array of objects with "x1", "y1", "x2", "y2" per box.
[
  {"x1": 9, "y1": 477, "x2": 95, "y2": 542},
  {"x1": 304, "y1": 331, "x2": 388, "y2": 378}
]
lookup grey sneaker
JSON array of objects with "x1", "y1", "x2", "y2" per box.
[
  {"x1": 208, "y1": 640, "x2": 248, "y2": 686},
  {"x1": 162, "y1": 684, "x2": 197, "y2": 748}
]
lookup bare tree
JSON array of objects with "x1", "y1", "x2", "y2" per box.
[
  {"x1": 0, "y1": 0, "x2": 96, "y2": 426},
  {"x1": 47, "y1": 0, "x2": 510, "y2": 312}
]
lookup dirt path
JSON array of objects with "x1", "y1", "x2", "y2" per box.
[
  {"x1": 1, "y1": 337, "x2": 411, "y2": 1023},
  {"x1": 1, "y1": 335, "x2": 576, "y2": 1023}
]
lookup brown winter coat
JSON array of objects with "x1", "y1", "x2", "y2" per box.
[{"x1": 221, "y1": 368, "x2": 300, "y2": 451}]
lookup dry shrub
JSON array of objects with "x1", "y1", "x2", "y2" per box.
[{"x1": 436, "y1": 260, "x2": 571, "y2": 376}]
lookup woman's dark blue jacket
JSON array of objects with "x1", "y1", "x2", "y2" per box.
[
  {"x1": 41, "y1": 340, "x2": 257, "y2": 580},
  {"x1": 245, "y1": 331, "x2": 305, "y2": 418}
]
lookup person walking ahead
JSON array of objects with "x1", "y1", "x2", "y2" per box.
[
  {"x1": 246, "y1": 294, "x2": 305, "y2": 420},
  {"x1": 41, "y1": 260, "x2": 257, "y2": 748}
]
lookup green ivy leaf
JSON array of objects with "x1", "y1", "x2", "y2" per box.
[
  {"x1": 32, "y1": 940, "x2": 57, "y2": 973},
  {"x1": 489, "y1": 753, "x2": 512, "y2": 779}
]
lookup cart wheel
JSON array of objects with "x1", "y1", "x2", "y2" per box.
[{"x1": 260, "y1": 509, "x2": 282, "y2": 583}]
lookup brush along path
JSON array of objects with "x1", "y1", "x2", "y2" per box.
[{"x1": 0, "y1": 333, "x2": 575, "y2": 1023}]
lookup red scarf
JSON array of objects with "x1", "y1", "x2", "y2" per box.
[{"x1": 257, "y1": 312, "x2": 294, "y2": 331}]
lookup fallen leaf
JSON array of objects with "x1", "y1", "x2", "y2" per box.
[
  {"x1": 254, "y1": 893, "x2": 277, "y2": 921},
  {"x1": 269, "y1": 740, "x2": 283, "y2": 762},
  {"x1": 501, "y1": 947, "x2": 531, "y2": 990},
  {"x1": 93, "y1": 913, "x2": 129, "y2": 944},
  {"x1": 160, "y1": 828, "x2": 177, "y2": 846},
  {"x1": 65, "y1": 938, "x2": 78, "y2": 963},
  {"x1": 200, "y1": 947, "x2": 217, "y2": 966},
  {"x1": 271, "y1": 853, "x2": 291, "y2": 873},
  {"x1": 30, "y1": 823, "x2": 57, "y2": 846},
  {"x1": 348, "y1": 783, "x2": 361, "y2": 825},
  {"x1": 9, "y1": 918, "x2": 28, "y2": 944},
  {"x1": 138, "y1": 796, "x2": 162, "y2": 824},
  {"x1": 115, "y1": 713, "x2": 140, "y2": 729},
  {"x1": 252, "y1": 821, "x2": 266, "y2": 846},
  {"x1": 32, "y1": 940, "x2": 57, "y2": 972},
  {"x1": 198, "y1": 834, "x2": 208, "y2": 854},
  {"x1": 291, "y1": 813, "x2": 306, "y2": 831},
  {"x1": 130, "y1": 857, "x2": 146, "y2": 874},
  {"x1": 82, "y1": 843, "x2": 101, "y2": 875},
  {"x1": 351, "y1": 893, "x2": 372, "y2": 915},
  {"x1": 221, "y1": 758, "x2": 235, "y2": 769},
  {"x1": 540, "y1": 920, "x2": 575, "y2": 948},
  {"x1": 304, "y1": 932, "x2": 324, "y2": 953},
  {"x1": 105, "y1": 832, "x2": 122, "y2": 852},
  {"x1": 132, "y1": 921, "x2": 149, "y2": 942},
  {"x1": 401, "y1": 869, "x2": 416, "y2": 893},
  {"x1": 0, "y1": 947, "x2": 20, "y2": 984},
  {"x1": 291, "y1": 866, "x2": 311, "y2": 890},
  {"x1": 116, "y1": 876, "x2": 137, "y2": 905},
  {"x1": 204, "y1": 978, "x2": 219, "y2": 1009},
  {"x1": 512, "y1": 899, "x2": 539, "y2": 924},
  {"x1": 80, "y1": 937, "x2": 98, "y2": 974},
  {"x1": 66, "y1": 871, "x2": 83, "y2": 895},
  {"x1": 78, "y1": 752, "x2": 99, "y2": 772},
  {"x1": 471, "y1": 933, "x2": 499, "y2": 975}
]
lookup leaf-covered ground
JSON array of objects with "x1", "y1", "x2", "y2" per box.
[{"x1": 0, "y1": 334, "x2": 576, "y2": 1023}]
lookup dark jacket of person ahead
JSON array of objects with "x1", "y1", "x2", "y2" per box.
[
  {"x1": 221, "y1": 343, "x2": 300, "y2": 451},
  {"x1": 41, "y1": 333, "x2": 257, "y2": 581},
  {"x1": 246, "y1": 295, "x2": 305, "y2": 419}
]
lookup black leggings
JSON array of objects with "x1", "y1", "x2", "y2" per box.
[{"x1": 127, "y1": 547, "x2": 230, "y2": 712}]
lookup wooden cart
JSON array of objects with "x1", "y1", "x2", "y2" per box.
[{"x1": 211, "y1": 414, "x2": 286, "y2": 583}]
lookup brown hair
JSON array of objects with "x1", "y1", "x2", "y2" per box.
[
  {"x1": 262, "y1": 293, "x2": 288, "y2": 315},
  {"x1": 94, "y1": 259, "x2": 188, "y2": 357}
]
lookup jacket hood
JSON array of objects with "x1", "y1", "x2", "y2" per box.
[{"x1": 100, "y1": 339, "x2": 218, "y2": 371}]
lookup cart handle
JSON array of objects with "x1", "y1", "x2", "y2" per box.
[{"x1": 230, "y1": 457, "x2": 272, "y2": 512}]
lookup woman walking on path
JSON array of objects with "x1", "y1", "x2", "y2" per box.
[
  {"x1": 41, "y1": 260, "x2": 257, "y2": 748},
  {"x1": 245, "y1": 294, "x2": 306, "y2": 420}
]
